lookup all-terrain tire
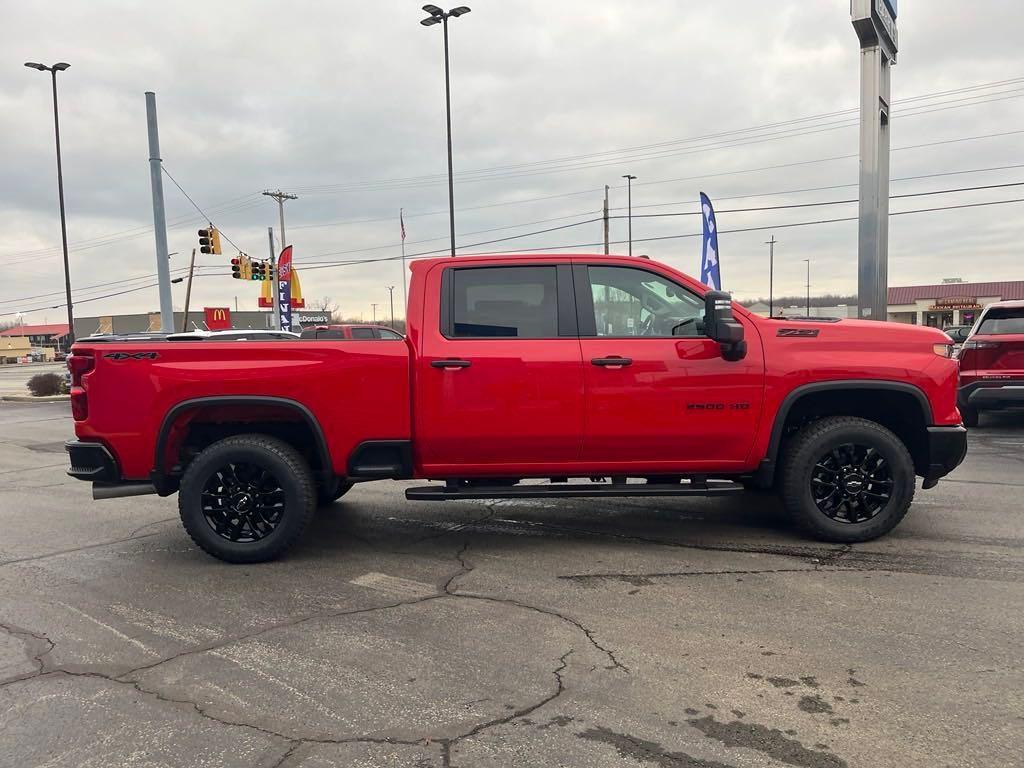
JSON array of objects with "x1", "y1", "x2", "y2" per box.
[
  {"x1": 178, "y1": 434, "x2": 316, "y2": 563},
  {"x1": 780, "y1": 416, "x2": 916, "y2": 543}
]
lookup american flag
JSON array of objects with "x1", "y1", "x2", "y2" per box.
[{"x1": 400, "y1": 209, "x2": 406, "y2": 241}]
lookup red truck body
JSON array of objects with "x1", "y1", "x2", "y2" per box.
[{"x1": 66, "y1": 253, "x2": 967, "y2": 561}]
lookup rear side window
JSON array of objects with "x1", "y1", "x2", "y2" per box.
[
  {"x1": 977, "y1": 308, "x2": 1024, "y2": 335},
  {"x1": 378, "y1": 329, "x2": 403, "y2": 340},
  {"x1": 450, "y1": 266, "x2": 558, "y2": 338},
  {"x1": 350, "y1": 327, "x2": 376, "y2": 339}
]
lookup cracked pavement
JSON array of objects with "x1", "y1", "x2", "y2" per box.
[{"x1": 1, "y1": 401, "x2": 1023, "y2": 767}]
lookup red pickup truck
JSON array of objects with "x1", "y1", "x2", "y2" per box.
[{"x1": 66, "y1": 254, "x2": 966, "y2": 562}]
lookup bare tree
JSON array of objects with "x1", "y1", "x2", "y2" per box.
[{"x1": 311, "y1": 297, "x2": 340, "y2": 323}]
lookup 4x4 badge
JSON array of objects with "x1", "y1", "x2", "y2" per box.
[{"x1": 104, "y1": 351, "x2": 159, "y2": 360}]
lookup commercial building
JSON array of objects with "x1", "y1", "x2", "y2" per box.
[
  {"x1": 0, "y1": 323, "x2": 71, "y2": 353},
  {"x1": 886, "y1": 280, "x2": 1024, "y2": 327},
  {"x1": 0, "y1": 336, "x2": 32, "y2": 364},
  {"x1": 746, "y1": 280, "x2": 1024, "y2": 328}
]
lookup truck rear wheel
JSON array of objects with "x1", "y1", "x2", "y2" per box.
[
  {"x1": 780, "y1": 416, "x2": 915, "y2": 543},
  {"x1": 178, "y1": 434, "x2": 316, "y2": 563}
]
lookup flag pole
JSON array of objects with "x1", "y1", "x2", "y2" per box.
[{"x1": 400, "y1": 209, "x2": 408, "y2": 314}]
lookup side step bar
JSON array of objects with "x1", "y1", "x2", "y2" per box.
[{"x1": 406, "y1": 480, "x2": 743, "y2": 501}]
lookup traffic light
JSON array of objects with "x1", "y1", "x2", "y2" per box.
[
  {"x1": 251, "y1": 260, "x2": 269, "y2": 281},
  {"x1": 230, "y1": 254, "x2": 252, "y2": 280},
  {"x1": 198, "y1": 226, "x2": 222, "y2": 255}
]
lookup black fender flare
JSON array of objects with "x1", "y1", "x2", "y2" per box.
[
  {"x1": 151, "y1": 396, "x2": 332, "y2": 494},
  {"x1": 753, "y1": 380, "x2": 933, "y2": 486}
]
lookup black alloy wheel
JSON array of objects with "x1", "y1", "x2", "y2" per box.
[
  {"x1": 809, "y1": 443, "x2": 894, "y2": 524},
  {"x1": 201, "y1": 462, "x2": 286, "y2": 542},
  {"x1": 780, "y1": 416, "x2": 915, "y2": 543},
  {"x1": 179, "y1": 434, "x2": 316, "y2": 563}
]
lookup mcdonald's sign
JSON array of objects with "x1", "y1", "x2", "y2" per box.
[{"x1": 204, "y1": 307, "x2": 232, "y2": 331}]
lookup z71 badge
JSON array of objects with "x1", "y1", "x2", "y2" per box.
[{"x1": 104, "y1": 351, "x2": 159, "y2": 360}]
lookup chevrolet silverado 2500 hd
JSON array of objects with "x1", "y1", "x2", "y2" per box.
[{"x1": 66, "y1": 254, "x2": 967, "y2": 562}]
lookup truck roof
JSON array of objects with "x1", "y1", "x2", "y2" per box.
[{"x1": 409, "y1": 253, "x2": 642, "y2": 272}]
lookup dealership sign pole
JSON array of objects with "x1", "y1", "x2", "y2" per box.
[{"x1": 851, "y1": 0, "x2": 897, "y2": 321}]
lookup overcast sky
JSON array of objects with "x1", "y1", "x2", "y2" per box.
[{"x1": 2, "y1": 0, "x2": 1022, "y2": 326}]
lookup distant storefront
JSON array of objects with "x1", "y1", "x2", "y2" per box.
[{"x1": 887, "y1": 281, "x2": 1024, "y2": 328}]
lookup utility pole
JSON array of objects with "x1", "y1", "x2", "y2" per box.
[
  {"x1": 145, "y1": 92, "x2": 174, "y2": 332},
  {"x1": 804, "y1": 259, "x2": 811, "y2": 317},
  {"x1": 602, "y1": 185, "x2": 610, "y2": 255},
  {"x1": 765, "y1": 235, "x2": 776, "y2": 317},
  {"x1": 387, "y1": 286, "x2": 395, "y2": 328},
  {"x1": 622, "y1": 174, "x2": 637, "y2": 256},
  {"x1": 262, "y1": 190, "x2": 297, "y2": 250},
  {"x1": 399, "y1": 209, "x2": 408, "y2": 312},
  {"x1": 267, "y1": 227, "x2": 281, "y2": 330},
  {"x1": 371, "y1": 303, "x2": 379, "y2": 323},
  {"x1": 181, "y1": 248, "x2": 196, "y2": 332}
]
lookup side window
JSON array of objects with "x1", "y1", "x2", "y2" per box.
[
  {"x1": 317, "y1": 330, "x2": 345, "y2": 340},
  {"x1": 450, "y1": 266, "x2": 559, "y2": 338},
  {"x1": 350, "y1": 327, "x2": 376, "y2": 339},
  {"x1": 588, "y1": 265, "x2": 705, "y2": 337},
  {"x1": 378, "y1": 329, "x2": 403, "y2": 340}
]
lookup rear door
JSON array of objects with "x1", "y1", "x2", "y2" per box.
[
  {"x1": 415, "y1": 262, "x2": 584, "y2": 473},
  {"x1": 575, "y1": 263, "x2": 764, "y2": 470}
]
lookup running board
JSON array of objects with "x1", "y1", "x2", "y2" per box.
[{"x1": 405, "y1": 480, "x2": 744, "y2": 501}]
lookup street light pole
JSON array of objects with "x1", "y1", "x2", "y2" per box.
[
  {"x1": 421, "y1": 5, "x2": 471, "y2": 257},
  {"x1": 622, "y1": 174, "x2": 637, "y2": 256},
  {"x1": 387, "y1": 286, "x2": 395, "y2": 329},
  {"x1": 25, "y1": 61, "x2": 74, "y2": 341},
  {"x1": 765, "y1": 235, "x2": 776, "y2": 317},
  {"x1": 804, "y1": 259, "x2": 811, "y2": 317}
]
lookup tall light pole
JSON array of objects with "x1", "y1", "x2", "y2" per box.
[
  {"x1": 622, "y1": 174, "x2": 637, "y2": 256},
  {"x1": 25, "y1": 61, "x2": 74, "y2": 341},
  {"x1": 421, "y1": 4, "x2": 471, "y2": 257},
  {"x1": 803, "y1": 259, "x2": 811, "y2": 317},
  {"x1": 387, "y1": 286, "x2": 395, "y2": 329}
]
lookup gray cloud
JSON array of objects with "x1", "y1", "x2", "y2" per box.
[{"x1": 2, "y1": 0, "x2": 1022, "y2": 323}]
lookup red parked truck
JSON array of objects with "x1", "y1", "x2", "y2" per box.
[
  {"x1": 955, "y1": 299, "x2": 1024, "y2": 427},
  {"x1": 66, "y1": 254, "x2": 967, "y2": 562}
]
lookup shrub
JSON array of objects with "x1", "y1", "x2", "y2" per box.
[{"x1": 27, "y1": 372, "x2": 66, "y2": 397}]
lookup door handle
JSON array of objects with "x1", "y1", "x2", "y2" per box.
[
  {"x1": 431, "y1": 359, "x2": 472, "y2": 369},
  {"x1": 591, "y1": 357, "x2": 632, "y2": 367}
]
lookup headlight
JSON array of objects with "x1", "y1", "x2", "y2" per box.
[{"x1": 933, "y1": 343, "x2": 954, "y2": 358}]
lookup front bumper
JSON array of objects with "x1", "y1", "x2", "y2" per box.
[
  {"x1": 65, "y1": 440, "x2": 119, "y2": 483},
  {"x1": 958, "y1": 379, "x2": 1024, "y2": 410},
  {"x1": 921, "y1": 425, "x2": 968, "y2": 489}
]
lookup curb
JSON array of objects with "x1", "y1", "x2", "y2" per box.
[{"x1": 1, "y1": 395, "x2": 70, "y2": 403}]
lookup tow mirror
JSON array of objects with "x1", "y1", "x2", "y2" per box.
[{"x1": 704, "y1": 290, "x2": 747, "y2": 361}]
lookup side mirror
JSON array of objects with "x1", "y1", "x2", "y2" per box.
[{"x1": 704, "y1": 290, "x2": 747, "y2": 361}]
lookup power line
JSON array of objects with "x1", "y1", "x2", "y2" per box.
[{"x1": 161, "y1": 166, "x2": 246, "y2": 253}]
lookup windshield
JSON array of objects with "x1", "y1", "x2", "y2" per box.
[{"x1": 976, "y1": 308, "x2": 1024, "y2": 335}]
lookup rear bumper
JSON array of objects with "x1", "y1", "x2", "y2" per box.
[
  {"x1": 921, "y1": 425, "x2": 968, "y2": 488},
  {"x1": 958, "y1": 379, "x2": 1024, "y2": 410},
  {"x1": 65, "y1": 440, "x2": 119, "y2": 483}
]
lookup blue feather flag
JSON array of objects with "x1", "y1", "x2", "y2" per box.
[{"x1": 699, "y1": 192, "x2": 721, "y2": 290}]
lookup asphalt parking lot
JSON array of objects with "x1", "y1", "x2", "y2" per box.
[{"x1": 0, "y1": 401, "x2": 1021, "y2": 768}]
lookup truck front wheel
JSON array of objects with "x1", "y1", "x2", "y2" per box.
[
  {"x1": 780, "y1": 416, "x2": 915, "y2": 543},
  {"x1": 178, "y1": 434, "x2": 316, "y2": 563}
]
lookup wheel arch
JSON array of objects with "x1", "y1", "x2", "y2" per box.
[
  {"x1": 755, "y1": 380, "x2": 933, "y2": 486},
  {"x1": 152, "y1": 396, "x2": 332, "y2": 494}
]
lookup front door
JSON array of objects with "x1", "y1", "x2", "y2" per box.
[
  {"x1": 576, "y1": 263, "x2": 764, "y2": 472},
  {"x1": 416, "y1": 262, "x2": 585, "y2": 475}
]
